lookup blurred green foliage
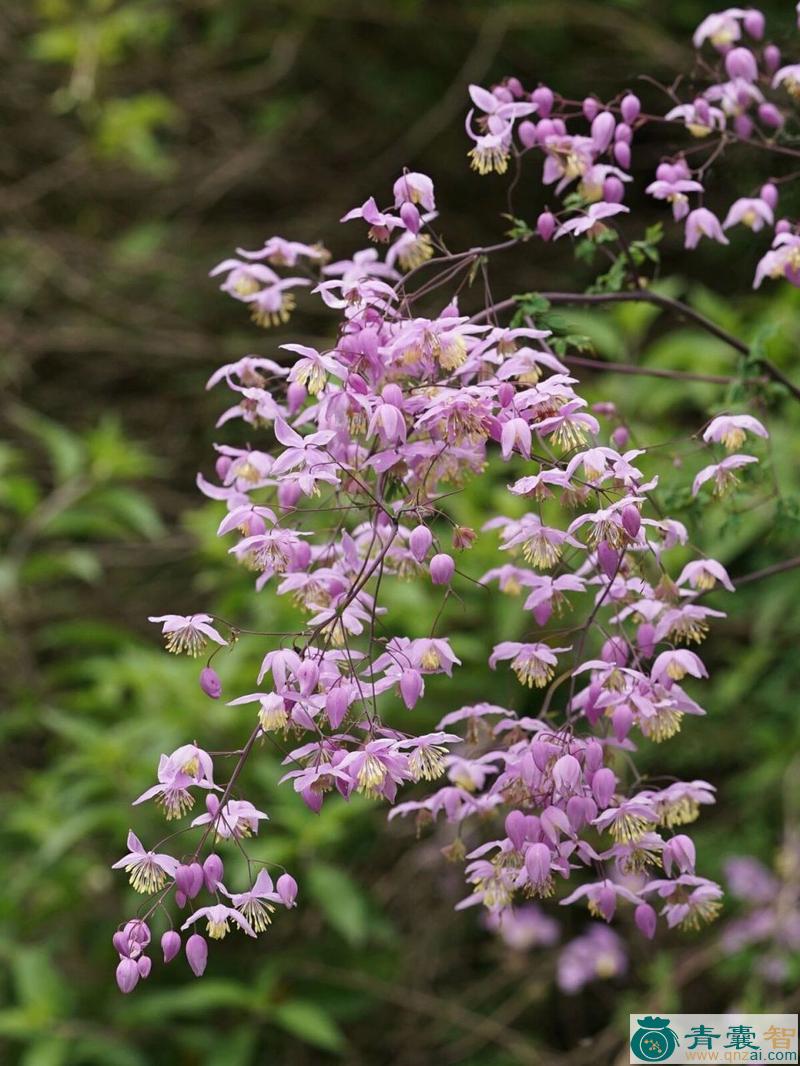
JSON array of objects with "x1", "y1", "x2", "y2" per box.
[{"x1": 3, "y1": 1, "x2": 800, "y2": 1063}]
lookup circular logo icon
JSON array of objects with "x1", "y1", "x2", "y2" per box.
[{"x1": 631, "y1": 1017, "x2": 679, "y2": 1062}]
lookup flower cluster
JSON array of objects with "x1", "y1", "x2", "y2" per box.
[{"x1": 112, "y1": 5, "x2": 797, "y2": 990}]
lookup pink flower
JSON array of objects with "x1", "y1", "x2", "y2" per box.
[
  {"x1": 723, "y1": 197, "x2": 773, "y2": 232},
  {"x1": 148, "y1": 614, "x2": 227, "y2": 656},
  {"x1": 692, "y1": 453, "x2": 759, "y2": 495},
  {"x1": 684, "y1": 208, "x2": 729, "y2": 249},
  {"x1": 182, "y1": 904, "x2": 256, "y2": 940},
  {"x1": 554, "y1": 202, "x2": 629, "y2": 239},
  {"x1": 703, "y1": 414, "x2": 768, "y2": 450},
  {"x1": 111, "y1": 831, "x2": 179, "y2": 894}
]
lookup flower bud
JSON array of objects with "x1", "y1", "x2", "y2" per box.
[
  {"x1": 613, "y1": 141, "x2": 631, "y2": 169},
  {"x1": 725, "y1": 46, "x2": 757, "y2": 81},
  {"x1": 277, "y1": 872, "x2": 298, "y2": 907},
  {"x1": 776, "y1": 218, "x2": 792, "y2": 234},
  {"x1": 430, "y1": 552, "x2": 455, "y2": 585},
  {"x1": 162, "y1": 930, "x2": 181, "y2": 963},
  {"x1": 215, "y1": 456, "x2": 232, "y2": 481},
  {"x1": 620, "y1": 93, "x2": 641, "y2": 124},
  {"x1": 536, "y1": 211, "x2": 556, "y2": 241},
  {"x1": 601, "y1": 637, "x2": 627, "y2": 666},
  {"x1": 603, "y1": 176, "x2": 625, "y2": 203},
  {"x1": 764, "y1": 44, "x2": 781, "y2": 75},
  {"x1": 326, "y1": 685, "x2": 351, "y2": 729},
  {"x1": 186, "y1": 934, "x2": 208, "y2": 978},
  {"x1": 614, "y1": 122, "x2": 632, "y2": 144},
  {"x1": 400, "y1": 202, "x2": 421, "y2": 235},
  {"x1": 286, "y1": 381, "x2": 307, "y2": 415},
  {"x1": 760, "y1": 182, "x2": 779, "y2": 209},
  {"x1": 582, "y1": 96, "x2": 599, "y2": 121},
  {"x1": 591, "y1": 767, "x2": 616, "y2": 808},
  {"x1": 409, "y1": 524, "x2": 433, "y2": 563},
  {"x1": 506, "y1": 77, "x2": 524, "y2": 99},
  {"x1": 399, "y1": 668, "x2": 424, "y2": 709},
  {"x1": 621, "y1": 503, "x2": 641, "y2": 539},
  {"x1": 635, "y1": 902, "x2": 657, "y2": 940},
  {"x1": 113, "y1": 931, "x2": 132, "y2": 957},
  {"x1": 611, "y1": 425, "x2": 629, "y2": 449},
  {"x1": 505, "y1": 809, "x2": 527, "y2": 850},
  {"x1": 758, "y1": 102, "x2": 783, "y2": 129},
  {"x1": 203, "y1": 853, "x2": 224, "y2": 893},
  {"x1": 553, "y1": 754, "x2": 582, "y2": 793},
  {"x1": 597, "y1": 540, "x2": 620, "y2": 579},
  {"x1": 532, "y1": 598, "x2": 552, "y2": 626},
  {"x1": 663, "y1": 834, "x2": 696, "y2": 876},
  {"x1": 199, "y1": 666, "x2": 222, "y2": 699},
  {"x1": 518, "y1": 120, "x2": 538, "y2": 149},
  {"x1": 497, "y1": 382, "x2": 515, "y2": 407},
  {"x1": 743, "y1": 9, "x2": 765, "y2": 39},
  {"x1": 137, "y1": 955, "x2": 152, "y2": 979},
  {"x1": 278, "y1": 480, "x2": 302, "y2": 509},
  {"x1": 297, "y1": 658, "x2": 319, "y2": 696},
  {"x1": 536, "y1": 118, "x2": 555, "y2": 140},
  {"x1": 591, "y1": 111, "x2": 616, "y2": 153},
  {"x1": 637, "y1": 622, "x2": 656, "y2": 659},
  {"x1": 382, "y1": 383, "x2": 404, "y2": 408},
  {"x1": 525, "y1": 842, "x2": 552, "y2": 885},
  {"x1": 532, "y1": 85, "x2": 554, "y2": 118},
  {"x1": 116, "y1": 957, "x2": 140, "y2": 994},
  {"x1": 734, "y1": 114, "x2": 753, "y2": 139},
  {"x1": 611, "y1": 704, "x2": 633, "y2": 741}
]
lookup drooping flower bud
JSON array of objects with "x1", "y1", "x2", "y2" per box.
[
  {"x1": 215, "y1": 455, "x2": 232, "y2": 481},
  {"x1": 591, "y1": 767, "x2": 616, "y2": 808},
  {"x1": 637, "y1": 622, "x2": 656, "y2": 659},
  {"x1": 725, "y1": 47, "x2": 757, "y2": 81},
  {"x1": 743, "y1": 9, "x2": 765, "y2": 39},
  {"x1": 531, "y1": 85, "x2": 554, "y2": 117},
  {"x1": 611, "y1": 705, "x2": 634, "y2": 742},
  {"x1": 399, "y1": 668, "x2": 424, "y2": 710},
  {"x1": 611, "y1": 425, "x2": 629, "y2": 449},
  {"x1": 597, "y1": 539, "x2": 620, "y2": 579},
  {"x1": 760, "y1": 182, "x2": 779, "y2": 210},
  {"x1": 621, "y1": 503, "x2": 641, "y2": 539},
  {"x1": 186, "y1": 934, "x2": 208, "y2": 977},
  {"x1": 326, "y1": 685, "x2": 351, "y2": 729},
  {"x1": 663, "y1": 834, "x2": 696, "y2": 875},
  {"x1": 620, "y1": 93, "x2": 641, "y2": 124},
  {"x1": 203, "y1": 853, "x2": 224, "y2": 893},
  {"x1": 613, "y1": 141, "x2": 631, "y2": 169},
  {"x1": 552, "y1": 754, "x2": 582, "y2": 794},
  {"x1": 297, "y1": 659, "x2": 319, "y2": 696},
  {"x1": 200, "y1": 666, "x2": 222, "y2": 699},
  {"x1": 758, "y1": 103, "x2": 783, "y2": 129},
  {"x1": 518, "y1": 120, "x2": 538, "y2": 149},
  {"x1": 591, "y1": 111, "x2": 616, "y2": 153},
  {"x1": 286, "y1": 381, "x2": 307, "y2": 415},
  {"x1": 505, "y1": 809, "x2": 527, "y2": 851},
  {"x1": 497, "y1": 382, "x2": 515, "y2": 407},
  {"x1": 161, "y1": 930, "x2": 181, "y2": 963},
  {"x1": 430, "y1": 553, "x2": 455, "y2": 585},
  {"x1": 409, "y1": 524, "x2": 433, "y2": 562},
  {"x1": 764, "y1": 44, "x2": 781, "y2": 75},
  {"x1": 277, "y1": 872, "x2": 298, "y2": 907},
  {"x1": 582, "y1": 96, "x2": 599, "y2": 121},
  {"x1": 635, "y1": 902, "x2": 657, "y2": 940},
  {"x1": 137, "y1": 955, "x2": 152, "y2": 979},
  {"x1": 116, "y1": 957, "x2": 140, "y2": 994},
  {"x1": 400, "y1": 202, "x2": 421, "y2": 235},
  {"x1": 603, "y1": 176, "x2": 625, "y2": 203},
  {"x1": 536, "y1": 211, "x2": 556, "y2": 241},
  {"x1": 601, "y1": 637, "x2": 627, "y2": 666}
]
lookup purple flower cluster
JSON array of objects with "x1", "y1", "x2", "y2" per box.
[{"x1": 112, "y1": 5, "x2": 796, "y2": 990}]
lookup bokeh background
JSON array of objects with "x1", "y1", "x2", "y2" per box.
[{"x1": 3, "y1": 1, "x2": 800, "y2": 1063}]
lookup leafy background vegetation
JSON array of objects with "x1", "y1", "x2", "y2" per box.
[{"x1": 2, "y1": 1, "x2": 800, "y2": 1063}]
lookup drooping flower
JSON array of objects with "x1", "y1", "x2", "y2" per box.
[
  {"x1": 148, "y1": 614, "x2": 227, "y2": 657},
  {"x1": 111, "y1": 831, "x2": 179, "y2": 894}
]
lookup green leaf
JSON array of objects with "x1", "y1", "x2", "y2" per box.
[
  {"x1": 7, "y1": 406, "x2": 85, "y2": 484},
  {"x1": 270, "y1": 999, "x2": 346, "y2": 1054},
  {"x1": 306, "y1": 862, "x2": 370, "y2": 946}
]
